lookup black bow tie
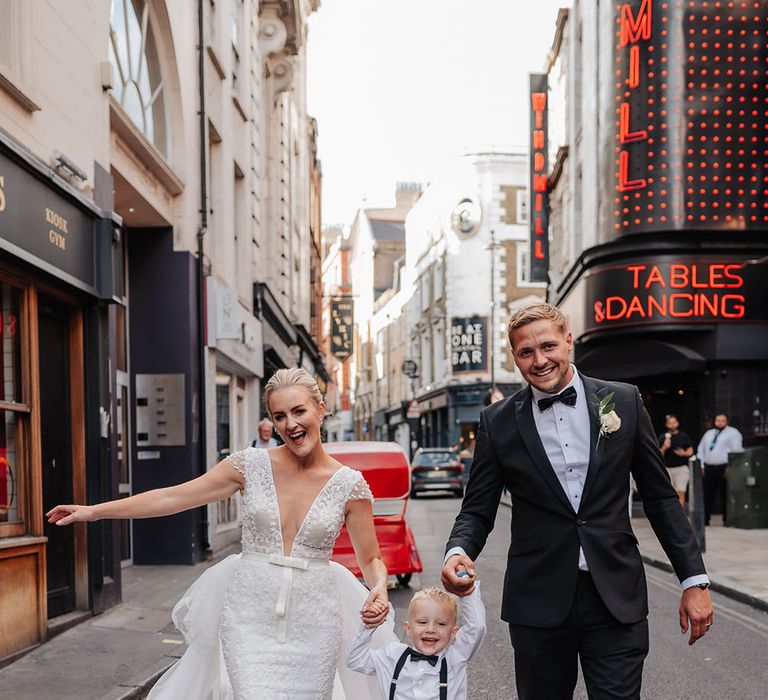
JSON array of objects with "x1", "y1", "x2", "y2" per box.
[
  {"x1": 407, "y1": 648, "x2": 440, "y2": 666},
  {"x1": 537, "y1": 385, "x2": 577, "y2": 412}
]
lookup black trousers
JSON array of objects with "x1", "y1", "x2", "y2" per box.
[
  {"x1": 508, "y1": 572, "x2": 649, "y2": 700},
  {"x1": 703, "y1": 463, "x2": 728, "y2": 525}
]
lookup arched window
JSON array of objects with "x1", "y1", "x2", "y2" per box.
[{"x1": 109, "y1": 0, "x2": 167, "y2": 155}]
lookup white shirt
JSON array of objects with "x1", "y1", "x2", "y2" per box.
[
  {"x1": 446, "y1": 366, "x2": 709, "y2": 589},
  {"x1": 531, "y1": 370, "x2": 591, "y2": 570},
  {"x1": 697, "y1": 425, "x2": 743, "y2": 465},
  {"x1": 346, "y1": 585, "x2": 486, "y2": 700}
]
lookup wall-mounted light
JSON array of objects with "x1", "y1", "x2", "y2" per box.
[{"x1": 51, "y1": 150, "x2": 88, "y2": 183}]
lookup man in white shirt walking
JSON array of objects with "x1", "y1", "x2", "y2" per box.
[{"x1": 696, "y1": 413, "x2": 743, "y2": 526}]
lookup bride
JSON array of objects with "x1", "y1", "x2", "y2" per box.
[{"x1": 47, "y1": 368, "x2": 395, "y2": 699}]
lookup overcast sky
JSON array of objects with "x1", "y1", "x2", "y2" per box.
[{"x1": 307, "y1": 0, "x2": 568, "y2": 225}]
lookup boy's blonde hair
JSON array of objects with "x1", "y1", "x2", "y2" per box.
[{"x1": 408, "y1": 587, "x2": 459, "y2": 624}]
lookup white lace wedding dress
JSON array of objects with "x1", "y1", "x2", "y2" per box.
[{"x1": 148, "y1": 447, "x2": 395, "y2": 700}]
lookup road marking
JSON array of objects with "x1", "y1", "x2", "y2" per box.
[{"x1": 645, "y1": 570, "x2": 768, "y2": 637}]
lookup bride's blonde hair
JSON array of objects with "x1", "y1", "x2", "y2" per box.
[{"x1": 263, "y1": 368, "x2": 323, "y2": 416}]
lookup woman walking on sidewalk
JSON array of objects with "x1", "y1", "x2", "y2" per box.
[{"x1": 47, "y1": 368, "x2": 395, "y2": 699}]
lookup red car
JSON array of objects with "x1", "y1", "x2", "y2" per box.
[{"x1": 327, "y1": 441, "x2": 423, "y2": 586}]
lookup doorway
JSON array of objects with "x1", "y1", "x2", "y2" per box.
[
  {"x1": 39, "y1": 295, "x2": 75, "y2": 618},
  {"x1": 637, "y1": 372, "x2": 702, "y2": 446}
]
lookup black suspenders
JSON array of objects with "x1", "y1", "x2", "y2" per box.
[{"x1": 389, "y1": 648, "x2": 448, "y2": 700}]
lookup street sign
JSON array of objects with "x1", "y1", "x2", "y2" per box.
[
  {"x1": 406, "y1": 399, "x2": 421, "y2": 420},
  {"x1": 402, "y1": 359, "x2": 419, "y2": 378}
]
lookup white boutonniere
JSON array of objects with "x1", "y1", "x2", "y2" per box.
[{"x1": 596, "y1": 392, "x2": 621, "y2": 447}]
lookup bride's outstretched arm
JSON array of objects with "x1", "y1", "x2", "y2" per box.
[
  {"x1": 46, "y1": 459, "x2": 245, "y2": 526},
  {"x1": 346, "y1": 498, "x2": 389, "y2": 627}
]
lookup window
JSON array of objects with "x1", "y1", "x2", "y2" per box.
[
  {"x1": 0, "y1": 0, "x2": 38, "y2": 111},
  {"x1": 109, "y1": 0, "x2": 168, "y2": 154},
  {"x1": 0, "y1": 283, "x2": 25, "y2": 535},
  {"x1": 516, "y1": 191, "x2": 530, "y2": 224},
  {"x1": 216, "y1": 375, "x2": 238, "y2": 527}
]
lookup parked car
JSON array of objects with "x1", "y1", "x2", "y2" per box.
[
  {"x1": 326, "y1": 441, "x2": 423, "y2": 586},
  {"x1": 410, "y1": 447, "x2": 464, "y2": 497}
]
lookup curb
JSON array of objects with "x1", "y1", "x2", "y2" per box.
[{"x1": 640, "y1": 554, "x2": 768, "y2": 614}]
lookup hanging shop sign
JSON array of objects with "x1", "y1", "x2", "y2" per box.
[
  {"x1": 612, "y1": 0, "x2": 768, "y2": 235},
  {"x1": 450, "y1": 317, "x2": 487, "y2": 373},
  {"x1": 585, "y1": 257, "x2": 768, "y2": 333},
  {"x1": 330, "y1": 298, "x2": 353, "y2": 361},
  {"x1": 528, "y1": 72, "x2": 549, "y2": 282}
]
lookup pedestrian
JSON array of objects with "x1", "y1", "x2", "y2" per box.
[
  {"x1": 696, "y1": 412, "x2": 743, "y2": 526},
  {"x1": 658, "y1": 414, "x2": 694, "y2": 506},
  {"x1": 347, "y1": 584, "x2": 486, "y2": 700},
  {"x1": 442, "y1": 302, "x2": 712, "y2": 700},
  {"x1": 47, "y1": 368, "x2": 393, "y2": 698},
  {"x1": 251, "y1": 417, "x2": 278, "y2": 448}
]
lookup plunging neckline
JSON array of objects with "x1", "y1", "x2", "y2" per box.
[{"x1": 265, "y1": 450, "x2": 347, "y2": 557}]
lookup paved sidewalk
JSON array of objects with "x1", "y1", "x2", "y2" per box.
[
  {"x1": 0, "y1": 548, "x2": 237, "y2": 700},
  {"x1": 632, "y1": 515, "x2": 768, "y2": 611}
]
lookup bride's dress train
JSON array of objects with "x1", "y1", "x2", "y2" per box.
[{"x1": 148, "y1": 448, "x2": 396, "y2": 699}]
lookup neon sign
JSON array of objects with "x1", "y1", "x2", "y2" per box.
[
  {"x1": 529, "y1": 73, "x2": 549, "y2": 282},
  {"x1": 613, "y1": 1, "x2": 768, "y2": 234},
  {"x1": 585, "y1": 257, "x2": 768, "y2": 331}
]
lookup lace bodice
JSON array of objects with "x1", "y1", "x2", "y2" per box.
[{"x1": 226, "y1": 447, "x2": 372, "y2": 560}]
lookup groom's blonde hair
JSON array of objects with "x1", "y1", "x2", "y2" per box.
[
  {"x1": 507, "y1": 303, "x2": 568, "y2": 346},
  {"x1": 408, "y1": 587, "x2": 458, "y2": 624}
]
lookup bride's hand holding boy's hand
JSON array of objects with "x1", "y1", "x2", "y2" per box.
[{"x1": 361, "y1": 585, "x2": 389, "y2": 628}]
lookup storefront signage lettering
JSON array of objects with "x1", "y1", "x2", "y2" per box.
[
  {"x1": 528, "y1": 73, "x2": 549, "y2": 282},
  {"x1": 46, "y1": 207, "x2": 68, "y2": 250},
  {"x1": 451, "y1": 316, "x2": 487, "y2": 373},
  {"x1": 612, "y1": 2, "x2": 768, "y2": 235},
  {"x1": 0, "y1": 151, "x2": 97, "y2": 290},
  {"x1": 586, "y1": 258, "x2": 768, "y2": 332},
  {"x1": 330, "y1": 298, "x2": 353, "y2": 361},
  {"x1": 616, "y1": 0, "x2": 651, "y2": 193},
  {"x1": 0, "y1": 313, "x2": 18, "y2": 336}
]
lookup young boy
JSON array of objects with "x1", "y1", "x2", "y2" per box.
[{"x1": 347, "y1": 584, "x2": 485, "y2": 700}]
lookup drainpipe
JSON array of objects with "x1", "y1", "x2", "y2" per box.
[{"x1": 197, "y1": 0, "x2": 210, "y2": 552}]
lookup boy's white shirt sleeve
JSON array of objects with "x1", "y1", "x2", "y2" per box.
[
  {"x1": 449, "y1": 581, "x2": 487, "y2": 662},
  {"x1": 346, "y1": 623, "x2": 378, "y2": 674}
]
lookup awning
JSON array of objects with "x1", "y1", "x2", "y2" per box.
[{"x1": 576, "y1": 339, "x2": 706, "y2": 380}]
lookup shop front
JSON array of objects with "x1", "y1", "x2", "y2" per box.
[
  {"x1": 0, "y1": 138, "x2": 120, "y2": 661},
  {"x1": 559, "y1": 238, "x2": 768, "y2": 444}
]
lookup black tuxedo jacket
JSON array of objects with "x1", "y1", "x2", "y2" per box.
[{"x1": 446, "y1": 373, "x2": 706, "y2": 627}]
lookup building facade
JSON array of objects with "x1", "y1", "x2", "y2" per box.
[
  {"x1": 403, "y1": 152, "x2": 545, "y2": 451},
  {"x1": 0, "y1": 0, "x2": 322, "y2": 662},
  {"x1": 546, "y1": 0, "x2": 768, "y2": 445}
]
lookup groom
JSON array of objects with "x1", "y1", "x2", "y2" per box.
[{"x1": 442, "y1": 303, "x2": 713, "y2": 699}]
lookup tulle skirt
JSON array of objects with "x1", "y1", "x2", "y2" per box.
[{"x1": 147, "y1": 554, "x2": 396, "y2": 699}]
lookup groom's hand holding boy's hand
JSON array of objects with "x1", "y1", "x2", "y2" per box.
[{"x1": 441, "y1": 554, "x2": 476, "y2": 596}]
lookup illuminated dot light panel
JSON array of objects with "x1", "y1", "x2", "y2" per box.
[{"x1": 614, "y1": 0, "x2": 768, "y2": 233}]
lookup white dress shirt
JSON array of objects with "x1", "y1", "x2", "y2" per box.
[
  {"x1": 697, "y1": 425, "x2": 743, "y2": 465},
  {"x1": 346, "y1": 585, "x2": 486, "y2": 700},
  {"x1": 531, "y1": 370, "x2": 591, "y2": 570},
  {"x1": 446, "y1": 366, "x2": 709, "y2": 589}
]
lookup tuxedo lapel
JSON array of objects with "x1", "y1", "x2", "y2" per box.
[
  {"x1": 579, "y1": 373, "x2": 609, "y2": 509},
  {"x1": 515, "y1": 389, "x2": 574, "y2": 513}
]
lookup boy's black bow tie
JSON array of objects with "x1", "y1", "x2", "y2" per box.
[
  {"x1": 407, "y1": 648, "x2": 440, "y2": 666},
  {"x1": 537, "y1": 385, "x2": 577, "y2": 411}
]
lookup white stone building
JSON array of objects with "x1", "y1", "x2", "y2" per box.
[{"x1": 0, "y1": 0, "x2": 322, "y2": 659}]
